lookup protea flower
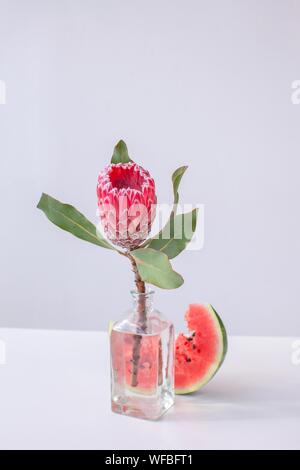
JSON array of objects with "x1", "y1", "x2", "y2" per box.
[{"x1": 97, "y1": 162, "x2": 157, "y2": 249}]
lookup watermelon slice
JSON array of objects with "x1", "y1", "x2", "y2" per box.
[{"x1": 175, "y1": 304, "x2": 227, "y2": 394}]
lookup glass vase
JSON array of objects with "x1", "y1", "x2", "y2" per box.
[{"x1": 110, "y1": 290, "x2": 175, "y2": 420}]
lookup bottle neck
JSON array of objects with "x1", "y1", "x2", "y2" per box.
[{"x1": 131, "y1": 290, "x2": 154, "y2": 317}]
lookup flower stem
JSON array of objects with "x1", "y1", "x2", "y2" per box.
[{"x1": 127, "y1": 253, "x2": 147, "y2": 387}]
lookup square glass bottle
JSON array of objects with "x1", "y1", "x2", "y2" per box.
[{"x1": 110, "y1": 290, "x2": 175, "y2": 420}]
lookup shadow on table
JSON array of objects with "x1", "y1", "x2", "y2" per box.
[{"x1": 165, "y1": 375, "x2": 300, "y2": 423}]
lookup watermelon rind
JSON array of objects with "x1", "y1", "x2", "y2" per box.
[{"x1": 175, "y1": 304, "x2": 228, "y2": 395}]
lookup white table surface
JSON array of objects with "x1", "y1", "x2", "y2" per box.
[{"x1": 0, "y1": 329, "x2": 299, "y2": 450}]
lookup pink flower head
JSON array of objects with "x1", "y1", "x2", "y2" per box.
[{"x1": 97, "y1": 162, "x2": 157, "y2": 249}]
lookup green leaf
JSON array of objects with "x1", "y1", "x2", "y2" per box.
[
  {"x1": 37, "y1": 193, "x2": 114, "y2": 250},
  {"x1": 172, "y1": 165, "x2": 188, "y2": 205},
  {"x1": 131, "y1": 248, "x2": 184, "y2": 289},
  {"x1": 147, "y1": 208, "x2": 198, "y2": 259},
  {"x1": 142, "y1": 166, "x2": 191, "y2": 256},
  {"x1": 111, "y1": 140, "x2": 131, "y2": 164}
]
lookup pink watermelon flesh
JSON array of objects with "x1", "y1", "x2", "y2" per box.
[{"x1": 175, "y1": 304, "x2": 227, "y2": 394}]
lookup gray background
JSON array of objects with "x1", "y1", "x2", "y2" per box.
[{"x1": 0, "y1": 0, "x2": 299, "y2": 336}]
